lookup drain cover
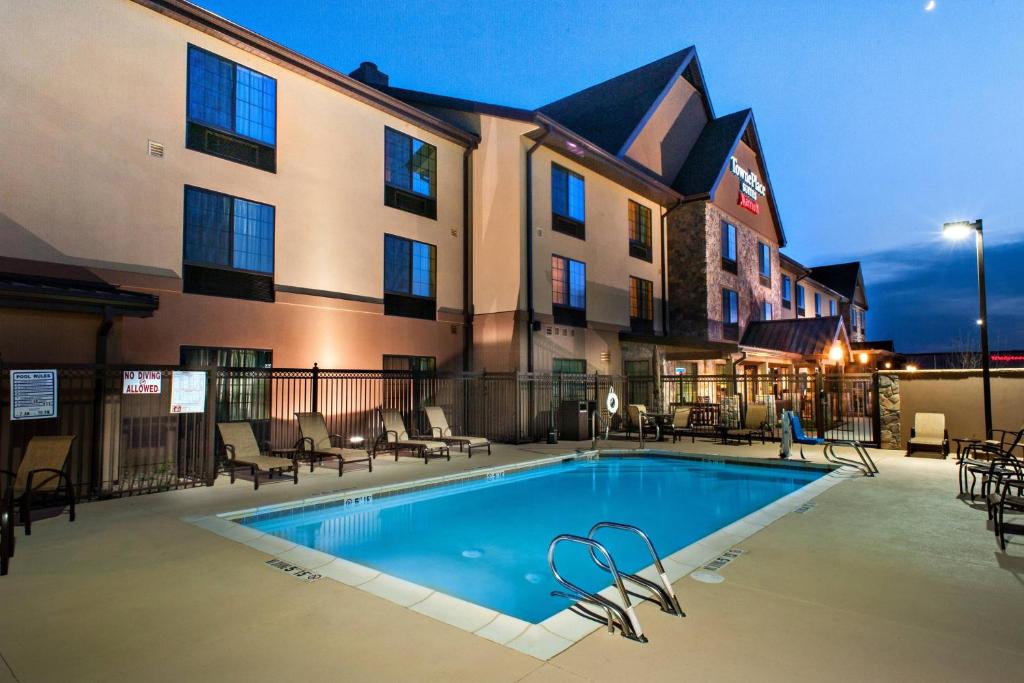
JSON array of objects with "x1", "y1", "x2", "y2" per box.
[{"x1": 689, "y1": 570, "x2": 724, "y2": 584}]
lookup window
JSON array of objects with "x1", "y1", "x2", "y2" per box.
[
  {"x1": 383, "y1": 355, "x2": 436, "y2": 373},
  {"x1": 758, "y1": 242, "x2": 771, "y2": 282},
  {"x1": 384, "y1": 128, "x2": 437, "y2": 219},
  {"x1": 384, "y1": 234, "x2": 436, "y2": 319},
  {"x1": 183, "y1": 186, "x2": 275, "y2": 301},
  {"x1": 721, "y1": 222, "x2": 737, "y2": 273},
  {"x1": 628, "y1": 200, "x2": 652, "y2": 261},
  {"x1": 814, "y1": 292, "x2": 822, "y2": 317},
  {"x1": 181, "y1": 346, "x2": 272, "y2": 448},
  {"x1": 551, "y1": 164, "x2": 585, "y2": 238},
  {"x1": 629, "y1": 276, "x2": 654, "y2": 334},
  {"x1": 722, "y1": 288, "x2": 739, "y2": 341},
  {"x1": 186, "y1": 45, "x2": 276, "y2": 172},
  {"x1": 829, "y1": 299, "x2": 837, "y2": 316},
  {"x1": 552, "y1": 255, "x2": 586, "y2": 326},
  {"x1": 553, "y1": 358, "x2": 586, "y2": 374},
  {"x1": 762, "y1": 301, "x2": 773, "y2": 320},
  {"x1": 782, "y1": 275, "x2": 792, "y2": 309},
  {"x1": 796, "y1": 284, "x2": 806, "y2": 315}
]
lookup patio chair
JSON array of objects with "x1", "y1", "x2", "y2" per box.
[
  {"x1": 295, "y1": 412, "x2": 373, "y2": 477},
  {"x1": 958, "y1": 426, "x2": 1024, "y2": 498},
  {"x1": 985, "y1": 470, "x2": 1024, "y2": 550},
  {"x1": 376, "y1": 409, "x2": 450, "y2": 463},
  {"x1": 626, "y1": 404, "x2": 660, "y2": 440},
  {"x1": 217, "y1": 422, "x2": 300, "y2": 490},
  {"x1": 423, "y1": 406, "x2": 491, "y2": 456},
  {"x1": 788, "y1": 413, "x2": 877, "y2": 477},
  {"x1": 0, "y1": 435, "x2": 76, "y2": 536},
  {"x1": 726, "y1": 404, "x2": 771, "y2": 445},
  {"x1": 670, "y1": 407, "x2": 694, "y2": 443},
  {"x1": 906, "y1": 413, "x2": 949, "y2": 458}
]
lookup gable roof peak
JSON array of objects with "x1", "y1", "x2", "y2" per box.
[{"x1": 538, "y1": 47, "x2": 711, "y2": 158}]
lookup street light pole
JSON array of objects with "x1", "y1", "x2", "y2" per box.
[
  {"x1": 974, "y1": 220, "x2": 993, "y2": 439},
  {"x1": 943, "y1": 219, "x2": 992, "y2": 439}
]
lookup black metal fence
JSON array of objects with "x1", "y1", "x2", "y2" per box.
[{"x1": 1, "y1": 363, "x2": 879, "y2": 501}]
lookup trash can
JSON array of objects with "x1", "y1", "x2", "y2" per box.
[{"x1": 559, "y1": 400, "x2": 589, "y2": 441}]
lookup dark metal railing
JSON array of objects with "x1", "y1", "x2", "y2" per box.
[{"x1": 0, "y1": 363, "x2": 882, "y2": 502}]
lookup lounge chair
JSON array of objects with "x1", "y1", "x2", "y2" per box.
[
  {"x1": 726, "y1": 404, "x2": 771, "y2": 445},
  {"x1": 0, "y1": 435, "x2": 76, "y2": 536},
  {"x1": 787, "y1": 412, "x2": 877, "y2": 477},
  {"x1": 377, "y1": 409, "x2": 450, "y2": 463},
  {"x1": 626, "y1": 404, "x2": 660, "y2": 440},
  {"x1": 670, "y1": 407, "x2": 694, "y2": 443},
  {"x1": 906, "y1": 413, "x2": 949, "y2": 458},
  {"x1": 218, "y1": 422, "x2": 300, "y2": 490},
  {"x1": 424, "y1": 406, "x2": 491, "y2": 456},
  {"x1": 295, "y1": 412, "x2": 374, "y2": 477}
]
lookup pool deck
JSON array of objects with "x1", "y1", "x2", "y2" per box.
[{"x1": 1, "y1": 439, "x2": 1022, "y2": 682}]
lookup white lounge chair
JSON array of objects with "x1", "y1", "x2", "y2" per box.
[{"x1": 906, "y1": 412, "x2": 949, "y2": 458}]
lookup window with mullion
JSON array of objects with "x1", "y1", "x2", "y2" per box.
[
  {"x1": 782, "y1": 275, "x2": 792, "y2": 308},
  {"x1": 796, "y1": 284, "x2": 806, "y2": 315},
  {"x1": 722, "y1": 288, "x2": 739, "y2": 340},
  {"x1": 629, "y1": 276, "x2": 654, "y2": 333},
  {"x1": 628, "y1": 200, "x2": 652, "y2": 261},
  {"x1": 184, "y1": 187, "x2": 274, "y2": 274},
  {"x1": 758, "y1": 242, "x2": 771, "y2": 281},
  {"x1": 384, "y1": 234, "x2": 436, "y2": 319},
  {"x1": 552, "y1": 254, "x2": 586, "y2": 325},
  {"x1": 814, "y1": 292, "x2": 822, "y2": 317},
  {"x1": 552, "y1": 164, "x2": 585, "y2": 238},
  {"x1": 385, "y1": 128, "x2": 436, "y2": 199},
  {"x1": 186, "y1": 45, "x2": 276, "y2": 171},
  {"x1": 721, "y1": 221, "x2": 737, "y2": 273}
]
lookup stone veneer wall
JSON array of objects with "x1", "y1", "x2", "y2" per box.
[
  {"x1": 666, "y1": 201, "x2": 781, "y2": 342},
  {"x1": 878, "y1": 373, "x2": 901, "y2": 449},
  {"x1": 666, "y1": 202, "x2": 709, "y2": 337}
]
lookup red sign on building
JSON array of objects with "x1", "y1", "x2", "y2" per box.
[{"x1": 738, "y1": 192, "x2": 759, "y2": 214}]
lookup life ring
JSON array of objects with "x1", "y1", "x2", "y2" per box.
[{"x1": 606, "y1": 387, "x2": 620, "y2": 415}]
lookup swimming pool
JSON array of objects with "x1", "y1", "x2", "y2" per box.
[{"x1": 241, "y1": 455, "x2": 826, "y2": 623}]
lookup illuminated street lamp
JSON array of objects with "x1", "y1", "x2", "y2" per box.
[{"x1": 942, "y1": 219, "x2": 991, "y2": 438}]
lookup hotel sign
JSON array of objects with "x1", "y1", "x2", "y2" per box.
[{"x1": 729, "y1": 156, "x2": 765, "y2": 215}]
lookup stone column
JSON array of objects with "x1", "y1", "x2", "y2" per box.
[{"x1": 878, "y1": 373, "x2": 901, "y2": 449}]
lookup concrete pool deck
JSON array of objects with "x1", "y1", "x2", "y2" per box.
[{"x1": 1, "y1": 440, "x2": 1022, "y2": 682}]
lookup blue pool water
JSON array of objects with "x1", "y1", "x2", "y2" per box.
[{"x1": 244, "y1": 456, "x2": 824, "y2": 622}]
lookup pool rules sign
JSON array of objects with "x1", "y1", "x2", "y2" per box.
[{"x1": 122, "y1": 370, "x2": 162, "y2": 395}]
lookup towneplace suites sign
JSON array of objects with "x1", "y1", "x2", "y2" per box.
[{"x1": 729, "y1": 156, "x2": 766, "y2": 215}]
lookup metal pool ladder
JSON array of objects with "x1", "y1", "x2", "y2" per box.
[{"x1": 547, "y1": 522, "x2": 684, "y2": 643}]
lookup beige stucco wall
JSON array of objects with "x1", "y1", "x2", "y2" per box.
[
  {"x1": 623, "y1": 77, "x2": 708, "y2": 183},
  {"x1": 712, "y1": 141, "x2": 778, "y2": 245},
  {"x1": 530, "y1": 147, "x2": 665, "y2": 330},
  {"x1": 894, "y1": 370, "x2": 1024, "y2": 444},
  {"x1": 0, "y1": 0, "x2": 466, "y2": 309}
]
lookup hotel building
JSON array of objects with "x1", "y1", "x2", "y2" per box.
[{"x1": 0, "y1": 0, "x2": 876, "y2": 378}]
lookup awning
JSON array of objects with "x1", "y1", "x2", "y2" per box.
[
  {"x1": 618, "y1": 330, "x2": 738, "y2": 360},
  {"x1": 0, "y1": 257, "x2": 158, "y2": 317},
  {"x1": 739, "y1": 316, "x2": 848, "y2": 359}
]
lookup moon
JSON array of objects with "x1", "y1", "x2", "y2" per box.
[{"x1": 924, "y1": 0, "x2": 936, "y2": 10}]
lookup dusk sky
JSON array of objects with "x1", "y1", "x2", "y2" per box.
[{"x1": 200, "y1": 0, "x2": 1024, "y2": 352}]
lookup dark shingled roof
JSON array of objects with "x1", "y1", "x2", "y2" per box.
[
  {"x1": 807, "y1": 262, "x2": 862, "y2": 301},
  {"x1": 538, "y1": 48, "x2": 696, "y2": 156},
  {"x1": 740, "y1": 316, "x2": 846, "y2": 357},
  {"x1": 671, "y1": 109, "x2": 750, "y2": 197}
]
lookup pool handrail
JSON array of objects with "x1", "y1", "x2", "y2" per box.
[
  {"x1": 547, "y1": 534, "x2": 646, "y2": 642},
  {"x1": 587, "y1": 521, "x2": 685, "y2": 617}
]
